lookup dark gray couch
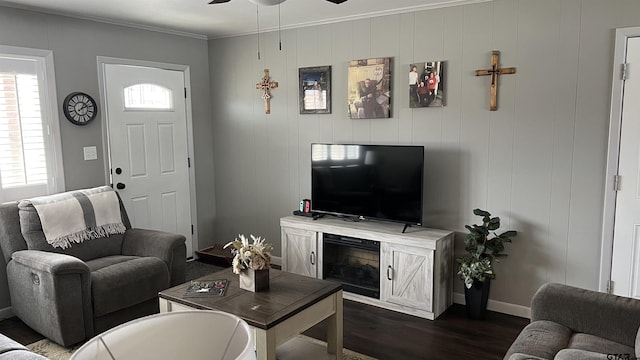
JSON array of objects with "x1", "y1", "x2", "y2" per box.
[
  {"x1": 0, "y1": 333, "x2": 46, "y2": 359},
  {"x1": 505, "y1": 283, "x2": 640, "y2": 360},
  {"x1": 0, "y1": 199, "x2": 186, "y2": 347}
]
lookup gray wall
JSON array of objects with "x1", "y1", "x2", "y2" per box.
[
  {"x1": 0, "y1": 7, "x2": 215, "y2": 311},
  {"x1": 209, "y1": 0, "x2": 640, "y2": 308}
]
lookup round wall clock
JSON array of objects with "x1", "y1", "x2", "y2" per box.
[{"x1": 63, "y1": 92, "x2": 97, "y2": 126}]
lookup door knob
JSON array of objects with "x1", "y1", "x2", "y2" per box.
[{"x1": 116, "y1": 182, "x2": 126, "y2": 190}]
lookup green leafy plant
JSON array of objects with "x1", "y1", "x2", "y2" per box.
[{"x1": 457, "y1": 209, "x2": 517, "y2": 289}]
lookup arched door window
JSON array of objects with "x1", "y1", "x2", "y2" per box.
[{"x1": 123, "y1": 83, "x2": 173, "y2": 111}]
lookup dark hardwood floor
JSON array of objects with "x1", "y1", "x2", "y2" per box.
[
  {"x1": 0, "y1": 300, "x2": 527, "y2": 360},
  {"x1": 304, "y1": 300, "x2": 528, "y2": 360},
  {"x1": 0, "y1": 316, "x2": 43, "y2": 346},
  {"x1": 0, "y1": 260, "x2": 528, "y2": 359}
]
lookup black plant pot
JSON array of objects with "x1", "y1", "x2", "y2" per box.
[{"x1": 464, "y1": 279, "x2": 491, "y2": 320}]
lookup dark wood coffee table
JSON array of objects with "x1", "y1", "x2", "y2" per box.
[{"x1": 158, "y1": 267, "x2": 343, "y2": 360}]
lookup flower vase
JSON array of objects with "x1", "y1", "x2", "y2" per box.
[{"x1": 239, "y1": 268, "x2": 270, "y2": 292}]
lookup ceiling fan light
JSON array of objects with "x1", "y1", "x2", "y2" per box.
[{"x1": 248, "y1": 0, "x2": 286, "y2": 5}]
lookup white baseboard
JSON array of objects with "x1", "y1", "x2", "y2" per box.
[
  {"x1": 271, "y1": 256, "x2": 282, "y2": 267},
  {"x1": 453, "y1": 292, "x2": 531, "y2": 319},
  {"x1": 0, "y1": 306, "x2": 14, "y2": 321}
]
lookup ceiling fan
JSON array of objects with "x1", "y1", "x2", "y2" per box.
[{"x1": 209, "y1": 0, "x2": 347, "y2": 4}]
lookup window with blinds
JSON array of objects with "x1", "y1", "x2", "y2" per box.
[
  {"x1": 0, "y1": 72, "x2": 47, "y2": 188},
  {"x1": 0, "y1": 47, "x2": 64, "y2": 202}
]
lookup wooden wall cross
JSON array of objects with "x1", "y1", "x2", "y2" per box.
[
  {"x1": 256, "y1": 69, "x2": 279, "y2": 114},
  {"x1": 475, "y1": 50, "x2": 516, "y2": 111}
]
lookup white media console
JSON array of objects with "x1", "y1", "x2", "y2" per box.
[{"x1": 280, "y1": 215, "x2": 454, "y2": 320}]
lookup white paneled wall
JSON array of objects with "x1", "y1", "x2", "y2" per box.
[{"x1": 209, "y1": 0, "x2": 640, "y2": 309}]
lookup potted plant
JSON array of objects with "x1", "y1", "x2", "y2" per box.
[{"x1": 457, "y1": 209, "x2": 517, "y2": 319}]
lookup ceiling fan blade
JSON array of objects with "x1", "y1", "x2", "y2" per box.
[
  {"x1": 208, "y1": 0, "x2": 231, "y2": 4},
  {"x1": 325, "y1": 0, "x2": 347, "y2": 3}
]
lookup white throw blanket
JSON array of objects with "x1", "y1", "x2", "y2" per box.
[{"x1": 25, "y1": 186, "x2": 126, "y2": 249}]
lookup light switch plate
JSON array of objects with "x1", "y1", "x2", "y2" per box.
[{"x1": 83, "y1": 146, "x2": 97, "y2": 161}]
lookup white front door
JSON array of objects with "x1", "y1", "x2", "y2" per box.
[
  {"x1": 103, "y1": 64, "x2": 193, "y2": 256},
  {"x1": 611, "y1": 36, "x2": 640, "y2": 299}
]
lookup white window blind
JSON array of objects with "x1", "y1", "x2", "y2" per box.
[
  {"x1": 0, "y1": 72, "x2": 47, "y2": 187},
  {"x1": 0, "y1": 46, "x2": 64, "y2": 202}
]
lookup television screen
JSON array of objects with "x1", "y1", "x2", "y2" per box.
[{"x1": 311, "y1": 143, "x2": 424, "y2": 225}]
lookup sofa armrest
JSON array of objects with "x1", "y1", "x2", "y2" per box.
[
  {"x1": 121, "y1": 228, "x2": 186, "y2": 286},
  {"x1": 0, "y1": 334, "x2": 48, "y2": 359},
  {"x1": 11, "y1": 250, "x2": 89, "y2": 275},
  {"x1": 8, "y1": 250, "x2": 92, "y2": 347},
  {"x1": 531, "y1": 283, "x2": 640, "y2": 347},
  {"x1": 0, "y1": 333, "x2": 29, "y2": 353}
]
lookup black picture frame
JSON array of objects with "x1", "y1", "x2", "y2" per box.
[{"x1": 299, "y1": 66, "x2": 331, "y2": 114}]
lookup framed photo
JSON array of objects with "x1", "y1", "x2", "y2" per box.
[
  {"x1": 348, "y1": 57, "x2": 392, "y2": 119},
  {"x1": 299, "y1": 66, "x2": 331, "y2": 114},
  {"x1": 409, "y1": 61, "x2": 445, "y2": 108}
]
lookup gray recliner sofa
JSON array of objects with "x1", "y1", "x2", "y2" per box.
[
  {"x1": 504, "y1": 283, "x2": 640, "y2": 360},
  {"x1": 0, "y1": 198, "x2": 186, "y2": 347},
  {"x1": 0, "y1": 333, "x2": 46, "y2": 359}
]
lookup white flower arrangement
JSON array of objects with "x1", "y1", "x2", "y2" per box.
[{"x1": 223, "y1": 234, "x2": 273, "y2": 275}]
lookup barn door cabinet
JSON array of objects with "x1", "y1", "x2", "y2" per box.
[
  {"x1": 380, "y1": 243, "x2": 434, "y2": 313},
  {"x1": 280, "y1": 215, "x2": 454, "y2": 320},
  {"x1": 281, "y1": 226, "x2": 318, "y2": 278}
]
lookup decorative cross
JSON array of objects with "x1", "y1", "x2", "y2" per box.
[
  {"x1": 256, "y1": 69, "x2": 279, "y2": 114},
  {"x1": 475, "y1": 50, "x2": 516, "y2": 111}
]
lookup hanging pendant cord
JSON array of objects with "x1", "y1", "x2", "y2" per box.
[
  {"x1": 278, "y1": 3, "x2": 282, "y2": 51},
  {"x1": 256, "y1": 4, "x2": 261, "y2": 60}
]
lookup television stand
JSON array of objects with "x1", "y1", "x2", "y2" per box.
[
  {"x1": 402, "y1": 223, "x2": 412, "y2": 233},
  {"x1": 280, "y1": 215, "x2": 454, "y2": 320},
  {"x1": 339, "y1": 215, "x2": 363, "y2": 222}
]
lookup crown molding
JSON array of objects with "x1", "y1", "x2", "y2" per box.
[
  {"x1": 208, "y1": 0, "x2": 492, "y2": 40},
  {"x1": 0, "y1": 2, "x2": 208, "y2": 40},
  {"x1": 0, "y1": 0, "x2": 490, "y2": 41},
  {"x1": 80, "y1": 17, "x2": 209, "y2": 40}
]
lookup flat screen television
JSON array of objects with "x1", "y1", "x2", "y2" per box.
[{"x1": 311, "y1": 143, "x2": 424, "y2": 226}]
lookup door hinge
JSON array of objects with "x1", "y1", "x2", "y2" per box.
[
  {"x1": 184, "y1": 87, "x2": 187, "y2": 98},
  {"x1": 606, "y1": 280, "x2": 614, "y2": 294},
  {"x1": 191, "y1": 224, "x2": 194, "y2": 235},
  {"x1": 188, "y1": 157, "x2": 191, "y2": 168},
  {"x1": 613, "y1": 175, "x2": 621, "y2": 191},
  {"x1": 621, "y1": 63, "x2": 629, "y2": 80}
]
